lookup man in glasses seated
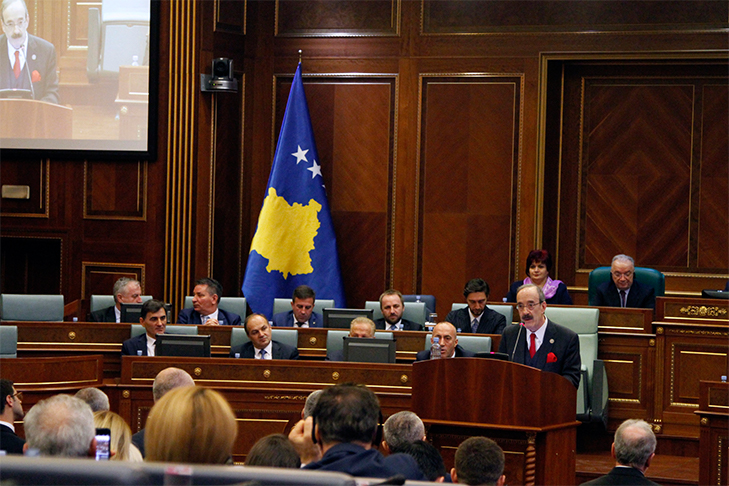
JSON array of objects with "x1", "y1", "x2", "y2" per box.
[
  {"x1": 595, "y1": 254, "x2": 656, "y2": 309},
  {"x1": 498, "y1": 284, "x2": 581, "y2": 388}
]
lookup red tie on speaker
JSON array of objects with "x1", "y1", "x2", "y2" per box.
[
  {"x1": 529, "y1": 332, "x2": 537, "y2": 358},
  {"x1": 13, "y1": 50, "x2": 20, "y2": 79}
]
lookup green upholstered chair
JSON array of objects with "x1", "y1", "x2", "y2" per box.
[
  {"x1": 183, "y1": 296, "x2": 247, "y2": 319},
  {"x1": 450, "y1": 302, "x2": 514, "y2": 324},
  {"x1": 422, "y1": 333, "x2": 492, "y2": 354},
  {"x1": 0, "y1": 294, "x2": 64, "y2": 322},
  {"x1": 272, "y1": 298, "x2": 335, "y2": 318},
  {"x1": 588, "y1": 266, "x2": 665, "y2": 306},
  {"x1": 0, "y1": 325, "x2": 18, "y2": 358},
  {"x1": 402, "y1": 294, "x2": 436, "y2": 316},
  {"x1": 364, "y1": 301, "x2": 428, "y2": 326},
  {"x1": 545, "y1": 306, "x2": 608, "y2": 426},
  {"x1": 131, "y1": 324, "x2": 197, "y2": 338}
]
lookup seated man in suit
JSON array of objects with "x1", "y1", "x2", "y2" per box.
[
  {"x1": 121, "y1": 299, "x2": 167, "y2": 356},
  {"x1": 415, "y1": 322, "x2": 475, "y2": 361},
  {"x1": 375, "y1": 289, "x2": 424, "y2": 331},
  {"x1": 0, "y1": 379, "x2": 25, "y2": 454},
  {"x1": 272, "y1": 285, "x2": 322, "y2": 327},
  {"x1": 89, "y1": 277, "x2": 142, "y2": 323},
  {"x1": 581, "y1": 419, "x2": 658, "y2": 486},
  {"x1": 451, "y1": 436, "x2": 506, "y2": 486},
  {"x1": 326, "y1": 317, "x2": 376, "y2": 361},
  {"x1": 446, "y1": 278, "x2": 506, "y2": 335},
  {"x1": 594, "y1": 254, "x2": 656, "y2": 309},
  {"x1": 229, "y1": 314, "x2": 299, "y2": 360},
  {"x1": 498, "y1": 284, "x2": 581, "y2": 388},
  {"x1": 177, "y1": 278, "x2": 242, "y2": 326}
]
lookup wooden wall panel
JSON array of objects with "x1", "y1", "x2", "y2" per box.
[
  {"x1": 81, "y1": 263, "x2": 146, "y2": 303},
  {"x1": 276, "y1": 0, "x2": 399, "y2": 36},
  {"x1": 420, "y1": 77, "x2": 520, "y2": 311},
  {"x1": 0, "y1": 160, "x2": 49, "y2": 218},
  {"x1": 84, "y1": 161, "x2": 147, "y2": 219}
]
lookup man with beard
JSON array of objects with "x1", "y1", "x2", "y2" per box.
[
  {"x1": 446, "y1": 279, "x2": 506, "y2": 334},
  {"x1": 375, "y1": 289, "x2": 423, "y2": 331}
]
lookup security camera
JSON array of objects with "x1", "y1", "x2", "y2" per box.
[{"x1": 201, "y1": 58, "x2": 238, "y2": 93}]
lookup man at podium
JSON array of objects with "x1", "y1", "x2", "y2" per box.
[
  {"x1": 498, "y1": 284, "x2": 581, "y2": 387},
  {"x1": 1, "y1": 0, "x2": 59, "y2": 104}
]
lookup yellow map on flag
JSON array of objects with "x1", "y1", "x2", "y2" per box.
[{"x1": 249, "y1": 188, "x2": 322, "y2": 278}]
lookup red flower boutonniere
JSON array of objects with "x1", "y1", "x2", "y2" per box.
[
  {"x1": 31, "y1": 70, "x2": 41, "y2": 83},
  {"x1": 547, "y1": 352, "x2": 558, "y2": 363}
]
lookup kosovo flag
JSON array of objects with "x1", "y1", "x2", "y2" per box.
[{"x1": 242, "y1": 63, "x2": 346, "y2": 318}]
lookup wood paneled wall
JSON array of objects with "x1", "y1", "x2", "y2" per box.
[{"x1": 1, "y1": 0, "x2": 726, "y2": 318}]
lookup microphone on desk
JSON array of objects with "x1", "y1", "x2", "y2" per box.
[
  {"x1": 511, "y1": 322, "x2": 525, "y2": 362},
  {"x1": 19, "y1": 46, "x2": 35, "y2": 100}
]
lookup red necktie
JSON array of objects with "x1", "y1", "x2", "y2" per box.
[
  {"x1": 529, "y1": 332, "x2": 537, "y2": 358},
  {"x1": 13, "y1": 50, "x2": 20, "y2": 79}
]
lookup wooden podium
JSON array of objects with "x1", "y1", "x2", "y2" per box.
[
  {"x1": 0, "y1": 99, "x2": 72, "y2": 139},
  {"x1": 412, "y1": 358, "x2": 579, "y2": 486}
]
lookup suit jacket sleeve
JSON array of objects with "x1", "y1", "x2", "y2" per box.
[
  {"x1": 273, "y1": 341, "x2": 299, "y2": 360},
  {"x1": 90, "y1": 306, "x2": 115, "y2": 323},
  {"x1": 220, "y1": 309, "x2": 242, "y2": 326},
  {"x1": 177, "y1": 308, "x2": 191, "y2": 324}
]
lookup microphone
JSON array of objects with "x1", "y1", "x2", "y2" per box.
[
  {"x1": 511, "y1": 322, "x2": 524, "y2": 362},
  {"x1": 19, "y1": 46, "x2": 35, "y2": 99}
]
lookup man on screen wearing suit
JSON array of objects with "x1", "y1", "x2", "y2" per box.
[
  {"x1": 177, "y1": 278, "x2": 242, "y2": 326},
  {"x1": 89, "y1": 277, "x2": 143, "y2": 323},
  {"x1": 374, "y1": 289, "x2": 424, "y2": 331},
  {"x1": 0, "y1": 0, "x2": 59, "y2": 104},
  {"x1": 121, "y1": 299, "x2": 167, "y2": 356},
  {"x1": 594, "y1": 254, "x2": 655, "y2": 310},
  {"x1": 498, "y1": 284, "x2": 581, "y2": 388},
  {"x1": 272, "y1": 285, "x2": 323, "y2": 328},
  {"x1": 446, "y1": 278, "x2": 506, "y2": 335},
  {"x1": 414, "y1": 322, "x2": 475, "y2": 361},
  {"x1": 229, "y1": 314, "x2": 299, "y2": 360}
]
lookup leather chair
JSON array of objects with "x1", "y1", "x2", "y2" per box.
[
  {"x1": 90, "y1": 295, "x2": 153, "y2": 313},
  {"x1": 402, "y1": 294, "x2": 436, "y2": 316},
  {"x1": 364, "y1": 301, "x2": 428, "y2": 326},
  {"x1": 131, "y1": 324, "x2": 197, "y2": 338},
  {"x1": 272, "y1": 298, "x2": 335, "y2": 318},
  {"x1": 0, "y1": 325, "x2": 18, "y2": 358},
  {"x1": 588, "y1": 266, "x2": 665, "y2": 306},
  {"x1": 326, "y1": 329, "x2": 393, "y2": 356},
  {"x1": 230, "y1": 327, "x2": 299, "y2": 351},
  {"x1": 423, "y1": 333, "x2": 492, "y2": 354},
  {"x1": 545, "y1": 306, "x2": 608, "y2": 426},
  {"x1": 450, "y1": 302, "x2": 514, "y2": 324},
  {"x1": 183, "y1": 296, "x2": 247, "y2": 319},
  {"x1": 0, "y1": 294, "x2": 64, "y2": 322}
]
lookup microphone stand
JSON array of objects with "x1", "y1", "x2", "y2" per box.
[{"x1": 19, "y1": 46, "x2": 35, "y2": 99}]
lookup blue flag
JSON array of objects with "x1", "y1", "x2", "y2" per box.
[{"x1": 242, "y1": 63, "x2": 346, "y2": 318}]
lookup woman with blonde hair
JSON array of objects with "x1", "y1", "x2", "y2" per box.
[
  {"x1": 93, "y1": 410, "x2": 143, "y2": 461},
  {"x1": 145, "y1": 386, "x2": 237, "y2": 464}
]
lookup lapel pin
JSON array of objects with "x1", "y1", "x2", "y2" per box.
[
  {"x1": 550, "y1": 338, "x2": 554, "y2": 344},
  {"x1": 31, "y1": 54, "x2": 36, "y2": 60}
]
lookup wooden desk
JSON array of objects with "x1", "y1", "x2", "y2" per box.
[{"x1": 697, "y1": 380, "x2": 729, "y2": 486}]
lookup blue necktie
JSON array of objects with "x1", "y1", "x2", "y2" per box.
[
  {"x1": 471, "y1": 318, "x2": 479, "y2": 333},
  {"x1": 259, "y1": 348, "x2": 267, "y2": 359}
]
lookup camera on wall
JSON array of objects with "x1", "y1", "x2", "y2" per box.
[{"x1": 201, "y1": 58, "x2": 238, "y2": 92}]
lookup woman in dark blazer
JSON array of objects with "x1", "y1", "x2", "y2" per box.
[{"x1": 505, "y1": 249, "x2": 573, "y2": 305}]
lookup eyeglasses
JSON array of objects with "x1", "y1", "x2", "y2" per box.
[
  {"x1": 11, "y1": 391, "x2": 22, "y2": 401},
  {"x1": 2, "y1": 18, "x2": 27, "y2": 29},
  {"x1": 612, "y1": 271, "x2": 633, "y2": 279},
  {"x1": 515, "y1": 302, "x2": 542, "y2": 311}
]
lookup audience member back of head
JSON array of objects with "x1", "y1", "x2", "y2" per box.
[{"x1": 246, "y1": 433, "x2": 301, "y2": 468}]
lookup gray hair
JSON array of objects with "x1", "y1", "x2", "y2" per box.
[
  {"x1": 74, "y1": 387, "x2": 109, "y2": 413},
  {"x1": 303, "y1": 389, "x2": 323, "y2": 419},
  {"x1": 614, "y1": 419, "x2": 656, "y2": 469},
  {"x1": 350, "y1": 317, "x2": 376, "y2": 336},
  {"x1": 383, "y1": 411, "x2": 425, "y2": 451},
  {"x1": 24, "y1": 394, "x2": 95, "y2": 457},
  {"x1": 612, "y1": 254, "x2": 635, "y2": 267},
  {"x1": 113, "y1": 277, "x2": 140, "y2": 304},
  {"x1": 152, "y1": 367, "x2": 195, "y2": 402}
]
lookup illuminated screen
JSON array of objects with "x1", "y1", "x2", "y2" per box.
[{"x1": 0, "y1": 0, "x2": 158, "y2": 158}]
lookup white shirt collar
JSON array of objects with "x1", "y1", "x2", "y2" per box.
[
  {"x1": 146, "y1": 333, "x2": 156, "y2": 356},
  {"x1": 468, "y1": 309, "x2": 482, "y2": 323},
  {"x1": 114, "y1": 306, "x2": 121, "y2": 323},
  {"x1": 293, "y1": 315, "x2": 309, "y2": 328},
  {"x1": 200, "y1": 308, "x2": 219, "y2": 324},
  {"x1": 255, "y1": 341, "x2": 273, "y2": 359}
]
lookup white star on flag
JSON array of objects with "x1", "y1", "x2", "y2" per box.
[
  {"x1": 291, "y1": 145, "x2": 309, "y2": 164},
  {"x1": 308, "y1": 159, "x2": 322, "y2": 179}
]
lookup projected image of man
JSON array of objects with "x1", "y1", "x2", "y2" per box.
[{"x1": 1, "y1": 0, "x2": 59, "y2": 103}]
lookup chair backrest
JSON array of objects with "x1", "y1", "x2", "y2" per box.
[
  {"x1": 450, "y1": 302, "x2": 514, "y2": 323},
  {"x1": 588, "y1": 266, "x2": 665, "y2": 305},
  {"x1": 0, "y1": 294, "x2": 64, "y2": 322},
  {"x1": 545, "y1": 306, "x2": 599, "y2": 381},
  {"x1": 364, "y1": 301, "x2": 428, "y2": 326},
  {"x1": 0, "y1": 326, "x2": 18, "y2": 358},
  {"x1": 422, "y1": 333, "x2": 491, "y2": 354},
  {"x1": 402, "y1": 294, "x2": 436, "y2": 315},
  {"x1": 90, "y1": 295, "x2": 153, "y2": 313},
  {"x1": 326, "y1": 330, "x2": 393, "y2": 354},
  {"x1": 272, "y1": 298, "x2": 335, "y2": 317},
  {"x1": 130, "y1": 324, "x2": 197, "y2": 338},
  {"x1": 183, "y1": 296, "x2": 247, "y2": 318}
]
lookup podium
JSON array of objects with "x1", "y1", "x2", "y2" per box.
[
  {"x1": 0, "y1": 99, "x2": 72, "y2": 139},
  {"x1": 412, "y1": 358, "x2": 579, "y2": 486}
]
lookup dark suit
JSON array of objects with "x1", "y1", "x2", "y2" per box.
[
  {"x1": 304, "y1": 442, "x2": 427, "y2": 480},
  {"x1": 0, "y1": 34, "x2": 59, "y2": 103},
  {"x1": 0, "y1": 423, "x2": 25, "y2": 454},
  {"x1": 177, "y1": 307, "x2": 242, "y2": 326},
  {"x1": 498, "y1": 319, "x2": 581, "y2": 388},
  {"x1": 89, "y1": 305, "x2": 116, "y2": 323},
  {"x1": 580, "y1": 466, "x2": 660, "y2": 486},
  {"x1": 131, "y1": 428, "x2": 145, "y2": 458},
  {"x1": 229, "y1": 340, "x2": 299, "y2": 360},
  {"x1": 505, "y1": 280, "x2": 573, "y2": 305},
  {"x1": 121, "y1": 333, "x2": 148, "y2": 356},
  {"x1": 414, "y1": 344, "x2": 475, "y2": 361},
  {"x1": 445, "y1": 306, "x2": 506, "y2": 335},
  {"x1": 374, "y1": 317, "x2": 424, "y2": 331},
  {"x1": 271, "y1": 310, "x2": 323, "y2": 328},
  {"x1": 595, "y1": 280, "x2": 655, "y2": 310}
]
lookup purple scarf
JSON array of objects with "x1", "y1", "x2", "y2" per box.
[{"x1": 523, "y1": 276, "x2": 562, "y2": 300}]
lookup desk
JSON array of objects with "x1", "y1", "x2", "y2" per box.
[{"x1": 697, "y1": 380, "x2": 728, "y2": 486}]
